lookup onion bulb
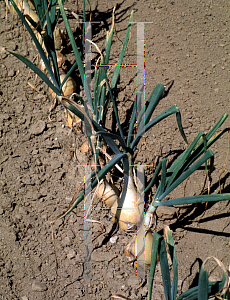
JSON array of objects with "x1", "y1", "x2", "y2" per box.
[
  {"x1": 65, "y1": 107, "x2": 82, "y2": 129},
  {"x1": 97, "y1": 179, "x2": 120, "y2": 207},
  {"x1": 48, "y1": 71, "x2": 80, "y2": 128},
  {"x1": 54, "y1": 28, "x2": 66, "y2": 50},
  {"x1": 111, "y1": 173, "x2": 144, "y2": 230},
  {"x1": 56, "y1": 52, "x2": 65, "y2": 68},
  {"x1": 124, "y1": 229, "x2": 153, "y2": 265},
  {"x1": 38, "y1": 58, "x2": 46, "y2": 73},
  {"x1": 49, "y1": 71, "x2": 77, "y2": 99},
  {"x1": 60, "y1": 73, "x2": 77, "y2": 97},
  {"x1": 9, "y1": 0, "x2": 39, "y2": 24},
  {"x1": 23, "y1": 2, "x2": 39, "y2": 25},
  {"x1": 39, "y1": 53, "x2": 65, "y2": 74},
  {"x1": 80, "y1": 141, "x2": 89, "y2": 153}
]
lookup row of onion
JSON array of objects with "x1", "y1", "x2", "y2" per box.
[
  {"x1": 7, "y1": 0, "x2": 80, "y2": 127},
  {"x1": 7, "y1": 0, "x2": 153, "y2": 265}
]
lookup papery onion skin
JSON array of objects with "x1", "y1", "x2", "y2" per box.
[
  {"x1": 111, "y1": 173, "x2": 144, "y2": 230},
  {"x1": 124, "y1": 230, "x2": 153, "y2": 265},
  {"x1": 97, "y1": 179, "x2": 120, "y2": 207}
]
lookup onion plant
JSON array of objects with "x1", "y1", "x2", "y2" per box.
[
  {"x1": 60, "y1": 60, "x2": 230, "y2": 297},
  {"x1": 8, "y1": 0, "x2": 64, "y2": 94},
  {"x1": 7, "y1": 1, "x2": 230, "y2": 230},
  {"x1": 6, "y1": 0, "x2": 136, "y2": 212},
  {"x1": 54, "y1": 0, "x2": 230, "y2": 223},
  {"x1": 148, "y1": 226, "x2": 229, "y2": 300},
  {"x1": 59, "y1": 82, "x2": 230, "y2": 223},
  {"x1": 56, "y1": 0, "x2": 134, "y2": 167},
  {"x1": 7, "y1": 0, "x2": 133, "y2": 167},
  {"x1": 59, "y1": 83, "x2": 184, "y2": 216},
  {"x1": 7, "y1": 0, "x2": 92, "y2": 101},
  {"x1": 144, "y1": 113, "x2": 230, "y2": 228}
]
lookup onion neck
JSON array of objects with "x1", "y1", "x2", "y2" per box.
[
  {"x1": 123, "y1": 153, "x2": 133, "y2": 175},
  {"x1": 121, "y1": 172, "x2": 132, "y2": 204},
  {"x1": 119, "y1": 154, "x2": 135, "y2": 206},
  {"x1": 144, "y1": 202, "x2": 157, "y2": 227}
]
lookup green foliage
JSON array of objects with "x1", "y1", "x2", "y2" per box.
[
  {"x1": 60, "y1": 84, "x2": 230, "y2": 218},
  {"x1": 59, "y1": 79, "x2": 191, "y2": 215},
  {"x1": 148, "y1": 230, "x2": 229, "y2": 300},
  {"x1": 7, "y1": 0, "x2": 82, "y2": 96},
  {"x1": 6, "y1": 3, "x2": 230, "y2": 299},
  {"x1": 145, "y1": 113, "x2": 230, "y2": 219},
  {"x1": 8, "y1": 0, "x2": 61, "y2": 92}
]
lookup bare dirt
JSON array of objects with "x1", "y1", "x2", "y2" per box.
[{"x1": 0, "y1": 0, "x2": 230, "y2": 299}]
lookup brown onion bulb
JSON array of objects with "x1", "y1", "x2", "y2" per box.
[
  {"x1": 124, "y1": 229, "x2": 153, "y2": 265},
  {"x1": 111, "y1": 173, "x2": 144, "y2": 230},
  {"x1": 49, "y1": 72, "x2": 77, "y2": 99},
  {"x1": 39, "y1": 53, "x2": 65, "y2": 74},
  {"x1": 54, "y1": 28, "x2": 66, "y2": 50},
  {"x1": 60, "y1": 73, "x2": 77, "y2": 97},
  {"x1": 97, "y1": 179, "x2": 120, "y2": 207},
  {"x1": 80, "y1": 141, "x2": 89, "y2": 153}
]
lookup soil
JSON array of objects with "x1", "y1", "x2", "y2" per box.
[{"x1": 0, "y1": 0, "x2": 230, "y2": 299}]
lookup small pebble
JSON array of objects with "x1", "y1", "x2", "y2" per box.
[
  {"x1": 127, "y1": 276, "x2": 142, "y2": 288},
  {"x1": 18, "y1": 207, "x2": 26, "y2": 215},
  {"x1": 67, "y1": 249, "x2": 76, "y2": 259},
  {"x1": 62, "y1": 236, "x2": 72, "y2": 247},
  {"x1": 61, "y1": 271, "x2": 69, "y2": 278},
  {"x1": 29, "y1": 120, "x2": 46, "y2": 136},
  {"x1": 31, "y1": 280, "x2": 48, "y2": 292},
  {"x1": 8, "y1": 41, "x2": 17, "y2": 51},
  {"x1": 162, "y1": 144, "x2": 171, "y2": 154},
  {"x1": 66, "y1": 230, "x2": 75, "y2": 239},
  {"x1": 1, "y1": 49, "x2": 8, "y2": 59},
  {"x1": 110, "y1": 236, "x2": 118, "y2": 244},
  {"x1": 156, "y1": 206, "x2": 178, "y2": 219},
  {"x1": 5, "y1": 260, "x2": 12, "y2": 273},
  {"x1": 101, "y1": 290, "x2": 111, "y2": 299},
  {"x1": 209, "y1": 275, "x2": 220, "y2": 282},
  {"x1": 8, "y1": 70, "x2": 15, "y2": 77},
  {"x1": 14, "y1": 214, "x2": 22, "y2": 223}
]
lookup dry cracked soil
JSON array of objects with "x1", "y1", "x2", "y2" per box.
[{"x1": 0, "y1": 0, "x2": 230, "y2": 299}]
